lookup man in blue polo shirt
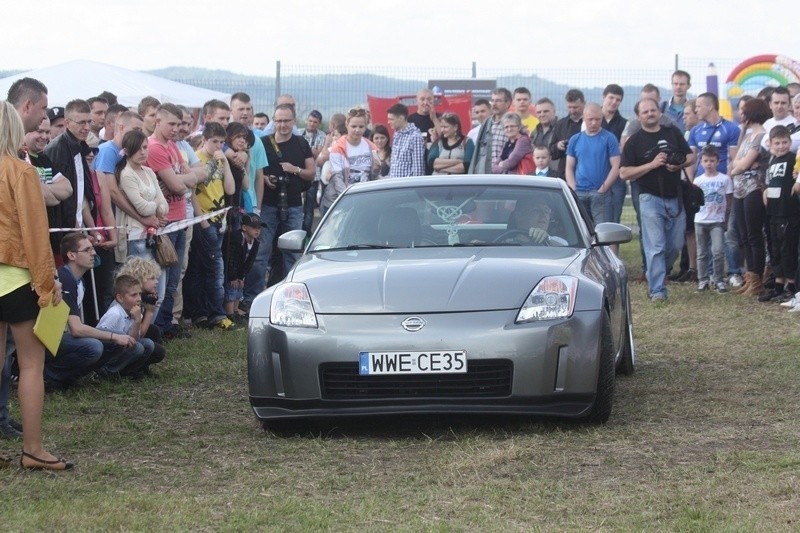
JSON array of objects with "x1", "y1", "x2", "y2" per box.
[
  {"x1": 687, "y1": 92, "x2": 740, "y2": 178},
  {"x1": 565, "y1": 103, "x2": 621, "y2": 227}
]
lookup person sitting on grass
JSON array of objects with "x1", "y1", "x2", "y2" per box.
[
  {"x1": 222, "y1": 213, "x2": 263, "y2": 323},
  {"x1": 115, "y1": 256, "x2": 166, "y2": 368},
  {"x1": 44, "y1": 233, "x2": 141, "y2": 390},
  {"x1": 96, "y1": 275, "x2": 160, "y2": 379}
]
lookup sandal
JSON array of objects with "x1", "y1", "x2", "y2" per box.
[
  {"x1": 20, "y1": 450, "x2": 74, "y2": 471},
  {"x1": 0, "y1": 453, "x2": 11, "y2": 469}
]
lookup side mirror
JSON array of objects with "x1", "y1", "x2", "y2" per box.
[
  {"x1": 593, "y1": 222, "x2": 632, "y2": 246},
  {"x1": 277, "y1": 230, "x2": 307, "y2": 252}
]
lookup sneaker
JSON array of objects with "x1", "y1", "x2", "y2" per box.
[
  {"x1": 758, "y1": 287, "x2": 783, "y2": 303},
  {"x1": 715, "y1": 281, "x2": 728, "y2": 294},
  {"x1": 728, "y1": 274, "x2": 744, "y2": 288},
  {"x1": 668, "y1": 269, "x2": 687, "y2": 282},
  {"x1": 780, "y1": 292, "x2": 800, "y2": 307},
  {"x1": 0, "y1": 422, "x2": 22, "y2": 440},
  {"x1": 771, "y1": 290, "x2": 794, "y2": 304},
  {"x1": 229, "y1": 314, "x2": 248, "y2": 327},
  {"x1": 696, "y1": 280, "x2": 709, "y2": 292},
  {"x1": 650, "y1": 294, "x2": 667, "y2": 303},
  {"x1": 676, "y1": 268, "x2": 697, "y2": 283},
  {"x1": 788, "y1": 302, "x2": 800, "y2": 313},
  {"x1": 213, "y1": 317, "x2": 236, "y2": 330}
]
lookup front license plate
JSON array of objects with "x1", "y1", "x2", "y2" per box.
[{"x1": 359, "y1": 351, "x2": 467, "y2": 375}]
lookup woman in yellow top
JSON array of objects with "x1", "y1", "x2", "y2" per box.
[{"x1": 0, "y1": 101, "x2": 72, "y2": 470}]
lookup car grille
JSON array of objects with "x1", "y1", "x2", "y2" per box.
[{"x1": 319, "y1": 360, "x2": 513, "y2": 400}]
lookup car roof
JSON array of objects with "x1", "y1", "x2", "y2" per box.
[{"x1": 345, "y1": 175, "x2": 569, "y2": 194}]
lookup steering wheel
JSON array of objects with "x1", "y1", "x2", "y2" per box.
[{"x1": 493, "y1": 230, "x2": 535, "y2": 243}]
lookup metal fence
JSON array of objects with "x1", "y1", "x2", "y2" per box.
[
  {"x1": 170, "y1": 56, "x2": 758, "y2": 126},
  {"x1": 168, "y1": 55, "x2": 788, "y2": 230}
]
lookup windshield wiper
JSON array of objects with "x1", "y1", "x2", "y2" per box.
[
  {"x1": 452, "y1": 242, "x2": 520, "y2": 247},
  {"x1": 311, "y1": 244, "x2": 394, "y2": 252}
]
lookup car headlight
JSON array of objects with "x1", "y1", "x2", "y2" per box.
[
  {"x1": 270, "y1": 283, "x2": 318, "y2": 328},
  {"x1": 516, "y1": 276, "x2": 578, "y2": 322}
]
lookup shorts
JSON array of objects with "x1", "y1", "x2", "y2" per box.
[
  {"x1": 224, "y1": 283, "x2": 244, "y2": 303},
  {"x1": 0, "y1": 283, "x2": 40, "y2": 323}
]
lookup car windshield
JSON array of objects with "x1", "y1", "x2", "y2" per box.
[{"x1": 308, "y1": 185, "x2": 583, "y2": 251}]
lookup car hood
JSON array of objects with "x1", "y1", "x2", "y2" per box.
[{"x1": 290, "y1": 247, "x2": 584, "y2": 313}]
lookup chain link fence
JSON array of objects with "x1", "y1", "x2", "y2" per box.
[{"x1": 168, "y1": 55, "x2": 792, "y2": 229}]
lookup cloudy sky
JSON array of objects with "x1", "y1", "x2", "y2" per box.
[{"x1": 2, "y1": 0, "x2": 795, "y2": 78}]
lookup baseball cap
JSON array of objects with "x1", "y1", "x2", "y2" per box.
[
  {"x1": 48, "y1": 107, "x2": 64, "y2": 122},
  {"x1": 242, "y1": 213, "x2": 267, "y2": 228}
]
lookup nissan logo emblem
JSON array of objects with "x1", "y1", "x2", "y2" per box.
[{"x1": 401, "y1": 317, "x2": 426, "y2": 332}]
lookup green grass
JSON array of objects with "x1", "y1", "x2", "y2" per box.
[{"x1": 2, "y1": 238, "x2": 800, "y2": 530}]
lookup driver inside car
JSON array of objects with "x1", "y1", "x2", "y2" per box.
[{"x1": 503, "y1": 198, "x2": 554, "y2": 244}]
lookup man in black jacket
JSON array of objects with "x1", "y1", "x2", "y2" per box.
[
  {"x1": 549, "y1": 89, "x2": 585, "y2": 179},
  {"x1": 43, "y1": 99, "x2": 96, "y2": 252}
]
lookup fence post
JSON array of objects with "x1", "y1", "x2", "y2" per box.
[
  {"x1": 674, "y1": 54, "x2": 679, "y2": 72},
  {"x1": 472, "y1": 61, "x2": 477, "y2": 79},
  {"x1": 275, "y1": 60, "x2": 281, "y2": 104}
]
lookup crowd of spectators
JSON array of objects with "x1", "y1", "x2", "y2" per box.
[{"x1": 2, "y1": 72, "x2": 800, "y2": 470}]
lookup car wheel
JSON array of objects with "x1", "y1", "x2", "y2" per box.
[
  {"x1": 585, "y1": 311, "x2": 615, "y2": 424},
  {"x1": 616, "y1": 301, "x2": 635, "y2": 376}
]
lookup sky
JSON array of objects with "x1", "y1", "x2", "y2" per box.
[{"x1": 2, "y1": 0, "x2": 796, "y2": 79}]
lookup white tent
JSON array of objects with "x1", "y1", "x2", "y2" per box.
[{"x1": 0, "y1": 59, "x2": 231, "y2": 107}]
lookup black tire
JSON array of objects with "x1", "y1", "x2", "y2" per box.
[
  {"x1": 585, "y1": 311, "x2": 615, "y2": 424},
  {"x1": 616, "y1": 301, "x2": 635, "y2": 376}
]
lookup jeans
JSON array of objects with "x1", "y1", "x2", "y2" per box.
[
  {"x1": 769, "y1": 217, "x2": 800, "y2": 280},
  {"x1": 303, "y1": 181, "x2": 319, "y2": 234},
  {"x1": 630, "y1": 181, "x2": 646, "y2": 274},
  {"x1": 576, "y1": 189, "x2": 610, "y2": 226},
  {"x1": 639, "y1": 193, "x2": 686, "y2": 299},
  {"x1": 609, "y1": 179, "x2": 626, "y2": 224},
  {"x1": 696, "y1": 222, "x2": 725, "y2": 283},
  {"x1": 724, "y1": 203, "x2": 743, "y2": 276},
  {"x1": 154, "y1": 228, "x2": 187, "y2": 331},
  {"x1": 183, "y1": 223, "x2": 226, "y2": 322},
  {"x1": 244, "y1": 205, "x2": 303, "y2": 303},
  {"x1": 734, "y1": 191, "x2": 766, "y2": 275},
  {"x1": 46, "y1": 333, "x2": 104, "y2": 385},
  {"x1": 96, "y1": 339, "x2": 153, "y2": 377}
]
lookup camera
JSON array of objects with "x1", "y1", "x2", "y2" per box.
[
  {"x1": 662, "y1": 150, "x2": 686, "y2": 166},
  {"x1": 142, "y1": 292, "x2": 158, "y2": 306}
]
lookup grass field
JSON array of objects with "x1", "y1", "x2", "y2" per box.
[{"x1": 2, "y1": 238, "x2": 799, "y2": 530}]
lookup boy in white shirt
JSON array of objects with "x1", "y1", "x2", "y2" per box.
[
  {"x1": 694, "y1": 145, "x2": 733, "y2": 293},
  {"x1": 532, "y1": 145, "x2": 554, "y2": 177},
  {"x1": 97, "y1": 275, "x2": 157, "y2": 379}
]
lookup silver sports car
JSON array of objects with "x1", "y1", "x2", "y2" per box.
[{"x1": 248, "y1": 175, "x2": 635, "y2": 427}]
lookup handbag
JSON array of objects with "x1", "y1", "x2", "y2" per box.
[
  {"x1": 154, "y1": 234, "x2": 178, "y2": 268},
  {"x1": 515, "y1": 152, "x2": 535, "y2": 175}
]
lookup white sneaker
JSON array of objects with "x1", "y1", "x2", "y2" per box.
[
  {"x1": 715, "y1": 281, "x2": 728, "y2": 294},
  {"x1": 728, "y1": 274, "x2": 744, "y2": 288},
  {"x1": 780, "y1": 292, "x2": 800, "y2": 307},
  {"x1": 788, "y1": 302, "x2": 800, "y2": 313}
]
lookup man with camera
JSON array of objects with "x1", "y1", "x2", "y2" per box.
[
  {"x1": 250, "y1": 103, "x2": 315, "y2": 292},
  {"x1": 621, "y1": 98, "x2": 695, "y2": 303}
]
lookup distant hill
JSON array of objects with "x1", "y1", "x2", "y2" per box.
[{"x1": 147, "y1": 66, "x2": 661, "y2": 121}]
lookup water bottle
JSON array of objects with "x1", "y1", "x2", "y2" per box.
[{"x1": 145, "y1": 226, "x2": 157, "y2": 249}]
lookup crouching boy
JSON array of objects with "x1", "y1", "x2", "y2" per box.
[
  {"x1": 222, "y1": 213, "x2": 264, "y2": 323},
  {"x1": 96, "y1": 275, "x2": 158, "y2": 379}
]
